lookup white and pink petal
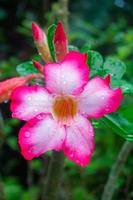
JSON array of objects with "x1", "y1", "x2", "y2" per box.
[
  {"x1": 78, "y1": 77, "x2": 122, "y2": 118},
  {"x1": 44, "y1": 51, "x2": 89, "y2": 95},
  {"x1": 63, "y1": 115, "x2": 94, "y2": 167},
  {"x1": 18, "y1": 113, "x2": 66, "y2": 160},
  {"x1": 11, "y1": 86, "x2": 53, "y2": 121}
]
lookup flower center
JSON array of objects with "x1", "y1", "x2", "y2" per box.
[{"x1": 53, "y1": 96, "x2": 77, "y2": 124}]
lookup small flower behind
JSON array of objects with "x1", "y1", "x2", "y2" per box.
[{"x1": 0, "y1": 21, "x2": 122, "y2": 167}]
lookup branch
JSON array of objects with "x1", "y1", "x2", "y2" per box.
[
  {"x1": 52, "y1": 0, "x2": 69, "y2": 32},
  {"x1": 101, "y1": 141, "x2": 133, "y2": 200},
  {"x1": 27, "y1": 161, "x2": 34, "y2": 200}
]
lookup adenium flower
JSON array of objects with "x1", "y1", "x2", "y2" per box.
[{"x1": 10, "y1": 51, "x2": 122, "y2": 166}]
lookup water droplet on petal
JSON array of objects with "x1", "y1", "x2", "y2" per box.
[
  {"x1": 101, "y1": 95, "x2": 105, "y2": 100},
  {"x1": 37, "y1": 115, "x2": 43, "y2": 120},
  {"x1": 28, "y1": 149, "x2": 32, "y2": 153},
  {"x1": 34, "y1": 108, "x2": 38, "y2": 112},
  {"x1": 28, "y1": 97, "x2": 32, "y2": 101},
  {"x1": 70, "y1": 153, "x2": 74, "y2": 158},
  {"x1": 105, "y1": 105, "x2": 110, "y2": 112},
  {"x1": 25, "y1": 131, "x2": 30, "y2": 138},
  {"x1": 76, "y1": 159, "x2": 79, "y2": 163},
  {"x1": 13, "y1": 111, "x2": 21, "y2": 117}
]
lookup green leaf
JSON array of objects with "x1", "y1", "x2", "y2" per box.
[
  {"x1": 68, "y1": 45, "x2": 79, "y2": 51},
  {"x1": 120, "y1": 104, "x2": 133, "y2": 122},
  {"x1": 47, "y1": 24, "x2": 56, "y2": 61},
  {"x1": 80, "y1": 43, "x2": 91, "y2": 53},
  {"x1": 87, "y1": 50, "x2": 104, "y2": 77},
  {"x1": 16, "y1": 61, "x2": 38, "y2": 76},
  {"x1": 87, "y1": 50, "x2": 103, "y2": 68},
  {"x1": 103, "y1": 58, "x2": 126, "y2": 80},
  {"x1": 111, "y1": 79, "x2": 133, "y2": 94},
  {"x1": 101, "y1": 113, "x2": 133, "y2": 141}
]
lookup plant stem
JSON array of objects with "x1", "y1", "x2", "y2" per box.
[
  {"x1": 58, "y1": 0, "x2": 69, "y2": 32},
  {"x1": 52, "y1": 0, "x2": 69, "y2": 32},
  {"x1": 42, "y1": 151, "x2": 65, "y2": 200},
  {"x1": 27, "y1": 161, "x2": 34, "y2": 200},
  {"x1": 101, "y1": 141, "x2": 133, "y2": 200}
]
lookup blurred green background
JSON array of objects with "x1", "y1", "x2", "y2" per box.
[{"x1": 0, "y1": 0, "x2": 133, "y2": 200}]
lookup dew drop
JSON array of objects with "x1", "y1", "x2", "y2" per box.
[
  {"x1": 28, "y1": 149, "x2": 32, "y2": 153},
  {"x1": 25, "y1": 131, "x2": 30, "y2": 138},
  {"x1": 70, "y1": 153, "x2": 74, "y2": 158},
  {"x1": 13, "y1": 111, "x2": 21, "y2": 117},
  {"x1": 34, "y1": 108, "x2": 38, "y2": 112},
  {"x1": 76, "y1": 159, "x2": 79, "y2": 164},
  {"x1": 37, "y1": 115, "x2": 43, "y2": 120},
  {"x1": 28, "y1": 97, "x2": 32, "y2": 101},
  {"x1": 101, "y1": 95, "x2": 105, "y2": 100},
  {"x1": 105, "y1": 107, "x2": 109, "y2": 112}
]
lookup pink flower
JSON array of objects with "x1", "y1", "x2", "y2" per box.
[{"x1": 10, "y1": 51, "x2": 122, "y2": 167}]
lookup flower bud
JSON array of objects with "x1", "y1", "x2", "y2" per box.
[
  {"x1": 53, "y1": 22, "x2": 68, "y2": 61},
  {"x1": 32, "y1": 22, "x2": 52, "y2": 63},
  {"x1": 0, "y1": 74, "x2": 40, "y2": 103},
  {"x1": 32, "y1": 61, "x2": 44, "y2": 73}
]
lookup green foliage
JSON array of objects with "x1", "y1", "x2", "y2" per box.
[
  {"x1": 87, "y1": 50, "x2": 104, "y2": 77},
  {"x1": 111, "y1": 80, "x2": 133, "y2": 94},
  {"x1": 47, "y1": 24, "x2": 56, "y2": 61},
  {"x1": 5, "y1": 184, "x2": 23, "y2": 200},
  {"x1": 101, "y1": 113, "x2": 133, "y2": 141},
  {"x1": 16, "y1": 61, "x2": 38, "y2": 76},
  {"x1": 68, "y1": 45, "x2": 79, "y2": 51},
  {"x1": 87, "y1": 50, "x2": 103, "y2": 69},
  {"x1": 103, "y1": 58, "x2": 126, "y2": 80},
  {"x1": 0, "y1": 57, "x2": 19, "y2": 80}
]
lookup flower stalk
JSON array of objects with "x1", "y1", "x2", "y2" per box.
[{"x1": 42, "y1": 151, "x2": 65, "y2": 200}]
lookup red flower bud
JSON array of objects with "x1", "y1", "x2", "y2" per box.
[
  {"x1": 32, "y1": 22, "x2": 45, "y2": 42},
  {"x1": 32, "y1": 22, "x2": 52, "y2": 63},
  {"x1": 53, "y1": 22, "x2": 68, "y2": 61},
  {"x1": 0, "y1": 74, "x2": 40, "y2": 103},
  {"x1": 32, "y1": 61, "x2": 44, "y2": 73}
]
